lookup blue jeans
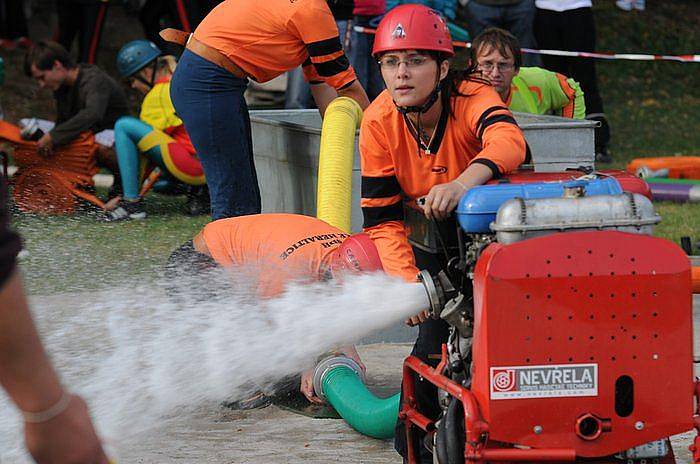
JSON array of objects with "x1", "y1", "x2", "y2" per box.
[
  {"x1": 467, "y1": 0, "x2": 541, "y2": 67},
  {"x1": 170, "y1": 49, "x2": 261, "y2": 219}
]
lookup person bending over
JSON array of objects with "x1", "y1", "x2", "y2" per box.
[
  {"x1": 167, "y1": 0, "x2": 370, "y2": 220},
  {"x1": 166, "y1": 213, "x2": 384, "y2": 405}
]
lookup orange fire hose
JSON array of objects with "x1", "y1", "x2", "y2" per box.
[{"x1": 0, "y1": 121, "x2": 104, "y2": 213}]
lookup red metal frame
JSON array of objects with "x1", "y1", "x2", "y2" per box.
[
  {"x1": 400, "y1": 231, "x2": 695, "y2": 463},
  {"x1": 401, "y1": 345, "x2": 577, "y2": 463},
  {"x1": 401, "y1": 347, "x2": 686, "y2": 463}
]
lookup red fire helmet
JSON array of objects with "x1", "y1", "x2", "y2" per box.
[
  {"x1": 330, "y1": 233, "x2": 384, "y2": 275},
  {"x1": 372, "y1": 4, "x2": 454, "y2": 58}
]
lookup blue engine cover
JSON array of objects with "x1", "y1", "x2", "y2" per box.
[{"x1": 456, "y1": 177, "x2": 623, "y2": 233}]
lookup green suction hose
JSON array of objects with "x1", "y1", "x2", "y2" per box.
[{"x1": 313, "y1": 356, "x2": 400, "y2": 439}]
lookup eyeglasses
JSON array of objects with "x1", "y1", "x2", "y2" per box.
[
  {"x1": 378, "y1": 55, "x2": 431, "y2": 70},
  {"x1": 479, "y1": 62, "x2": 515, "y2": 73}
]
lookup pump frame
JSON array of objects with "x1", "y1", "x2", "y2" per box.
[{"x1": 400, "y1": 344, "x2": 687, "y2": 464}]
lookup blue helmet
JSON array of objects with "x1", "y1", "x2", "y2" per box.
[{"x1": 116, "y1": 40, "x2": 161, "y2": 78}]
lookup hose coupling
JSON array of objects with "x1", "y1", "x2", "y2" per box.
[
  {"x1": 312, "y1": 355, "x2": 366, "y2": 401},
  {"x1": 418, "y1": 269, "x2": 457, "y2": 318}
]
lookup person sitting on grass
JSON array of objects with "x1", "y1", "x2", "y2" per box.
[
  {"x1": 105, "y1": 39, "x2": 208, "y2": 222},
  {"x1": 165, "y1": 213, "x2": 384, "y2": 407},
  {"x1": 24, "y1": 41, "x2": 130, "y2": 182}
]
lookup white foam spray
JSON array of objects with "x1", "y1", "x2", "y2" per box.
[{"x1": 0, "y1": 270, "x2": 428, "y2": 462}]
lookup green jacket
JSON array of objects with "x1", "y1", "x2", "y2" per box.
[{"x1": 507, "y1": 67, "x2": 586, "y2": 119}]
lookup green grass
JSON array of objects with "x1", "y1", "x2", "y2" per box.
[
  {"x1": 13, "y1": 195, "x2": 208, "y2": 295},
  {"x1": 652, "y1": 202, "x2": 700, "y2": 246},
  {"x1": 593, "y1": 1, "x2": 700, "y2": 168}
]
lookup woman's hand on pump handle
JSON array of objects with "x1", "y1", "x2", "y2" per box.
[{"x1": 421, "y1": 179, "x2": 468, "y2": 221}]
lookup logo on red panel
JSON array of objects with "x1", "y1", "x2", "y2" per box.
[
  {"x1": 491, "y1": 369, "x2": 516, "y2": 392},
  {"x1": 431, "y1": 166, "x2": 448, "y2": 174}
]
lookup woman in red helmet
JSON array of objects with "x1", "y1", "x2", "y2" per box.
[
  {"x1": 166, "y1": 213, "x2": 384, "y2": 406},
  {"x1": 359, "y1": 4, "x2": 526, "y2": 461}
]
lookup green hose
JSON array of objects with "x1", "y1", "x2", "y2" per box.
[
  {"x1": 322, "y1": 366, "x2": 400, "y2": 439},
  {"x1": 645, "y1": 177, "x2": 700, "y2": 185}
]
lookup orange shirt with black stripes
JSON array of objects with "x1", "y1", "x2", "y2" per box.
[
  {"x1": 200, "y1": 213, "x2": 348, "y2": 297},
  {"x1": 360, "y1": 80, "x2": 527, "y2": 281},
  {"x1": 193, "y1": 0, "x2": 357, "y2": 89}
]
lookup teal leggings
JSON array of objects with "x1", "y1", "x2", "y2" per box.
[{"x1": 114, "y1": 116, "x2": 167, "y2": 200}]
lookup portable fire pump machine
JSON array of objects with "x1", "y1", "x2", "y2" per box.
[{"x1": 403, "y1": 170, "x2": 700, "y2": 464}]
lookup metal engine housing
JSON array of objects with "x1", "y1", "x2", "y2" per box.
[{"x1": 490, "y1": 193, "x2": 660, "y2": 244}]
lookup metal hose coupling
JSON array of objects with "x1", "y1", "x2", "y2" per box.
[
  {"x1": 312, "y1": 355, "x2": 366, "y2": 401},
  {"x1": 418, "y1": 269, "x2": 457, "y2": 318}
]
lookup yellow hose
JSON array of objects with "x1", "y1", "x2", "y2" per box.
[{"x1": 316, "y1": 97, "x2": 363, "y2": 233}]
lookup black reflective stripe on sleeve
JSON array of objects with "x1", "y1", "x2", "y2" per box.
[
  {"x1": 362, "y1": 176, "x2": 402, "y2": 198},
  {"x1": 475, "y1": 105, "x2": 509, "y2": 137},
  {"x1": 472, "y1": 158, "x2": 501, "y2": 180},
  {"x1": 314, "y1": 55, "x2": 350, "y2": 78},
  {"x1": 477, "y1": 114, "x2": 517, "y2": 139},
  {"x1": 302, "y1": 56, "x2": 312, "y2": 67},
  {"x1": 338, "y1": 79, "x2": 355, "y2": 90},
  {"x1": 306, "y1": 36, "x2": 343, "y2": 58},
  {"x1": 524, "y1": 142, "x2": 532, "y2": 164},
  {"x1": 362, "y1": 202, "x2": 404, "y2": 228}
]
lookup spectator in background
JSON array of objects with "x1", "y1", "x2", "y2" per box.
[
  {"x1": 0, "y1": 0, "x2": 31, "y2": 50},
  {"x1": 55, "y1": 0, "x2": 110, "y2": 64},
  {"x1": 464, "y1": 0, "x2": 541, "y2": 67},
  {"x1": 472, "y1": 27, "x2": 585, "y2": 119},
  {"x1": 0, "y1": 176, "x2": 109, "y2": 464},
  {"x1": 534, "y1": 0, "x2": 612, "y2": 162},
  {"x1": 24, "y1": 41, "x2": 130, "y2": 181}
]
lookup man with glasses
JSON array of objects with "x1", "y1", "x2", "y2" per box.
[{"x1": 472, "y1": 27, "x2": 585, "y2": 120}]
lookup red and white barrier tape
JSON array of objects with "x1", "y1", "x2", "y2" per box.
[{"x1": 353, "y1": 26, "x2": 700, "y2": 63}]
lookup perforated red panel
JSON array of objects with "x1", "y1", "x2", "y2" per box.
[{"x1": 470, "y1": 231, "x2": 694, "y2": 457}]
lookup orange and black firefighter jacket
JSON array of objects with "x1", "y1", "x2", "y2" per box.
[{"x1": 360, "y1": 79, "x2": 527, "y2": 282}]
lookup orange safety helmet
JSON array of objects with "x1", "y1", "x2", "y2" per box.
[
  {"x1": 372, "y1": 4, "x2": 454, "y2": 58},
  {"x1": 330, "y1": 233, "x2": 384, "y2": 275}
]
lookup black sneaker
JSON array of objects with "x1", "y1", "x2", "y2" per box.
[
  {"x1": 185, "y1": 185, "x2": 210, "y2": 216},
  {"x1": 104, "y1": 199, "x2": 146, "y2": 222}
]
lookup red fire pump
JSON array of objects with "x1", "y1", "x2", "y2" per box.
[{"x1": 402, "y1": 173, "x2": 699, "y2": 464}]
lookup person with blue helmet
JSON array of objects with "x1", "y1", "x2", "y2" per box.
[{"x1": 106, "y1": 39, "x2": 208, "y2": 221}]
